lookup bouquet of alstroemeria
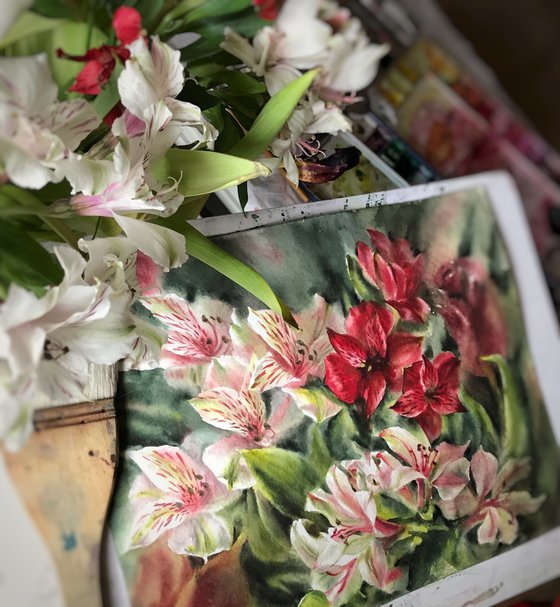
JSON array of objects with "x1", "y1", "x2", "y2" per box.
[{"x1": 0, "y1": 0, "x2": 388, "y2": 448}]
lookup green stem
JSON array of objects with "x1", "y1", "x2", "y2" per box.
[
  {"x1": 85, "y1": 0, "x2": 97, "y2": 49},
  {"x1": 43, "y1": 217, "x2": 80, "y2": 250}
]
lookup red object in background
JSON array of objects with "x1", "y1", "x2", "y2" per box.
[
  {"x1": 57, "y1": 6, "x2": 142, "y2": 95},
  {"x1": 253, "y1": 0, "x2": 277, "y2": 20}
]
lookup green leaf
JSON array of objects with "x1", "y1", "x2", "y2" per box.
[
  {"x1": 156, "y1": 0, "x2": 253, "y2": 35},
  {"x1": 29, "y1": 0, "x2": 88, "y2": 21},
  {"x1": 298, "y1": 591, "x2": 330, "y2": 607},
  {"x1": 183, "y1": 223, "x2": 296, "y2": 324},
  {"x1": 308, "y1": 425, "x2": 334, "y2": 477},
  {"x1": 0, "y1": 220, "x2": 63, "y2": 294},
  {"x1": 154, "y1": 0, "x2": 211, "y2": 33},
  {"x1": 375, "y1": 493, "x2": 417, "y2": 521},
  {"x1": 189, "y1": 63, "x2": 266, "y2": 95},
  {"x1": 0, "y1": 186, "x2": 48, "y2": 216},
  {"x1": 242, "y1": 447, "x2": 321, "y2": 518},
  {"x1": 127, "y1": 0, "x2": 165, "y2": 29},
  {"x1": 459, "y1": 387, "x2": 500, "y2": 453},
  {"x1": 244, "y1": 490, "x2": 291, "y2": 562},
  {"x1": 182, "y1": 0, "x2": 252, "y2": 25},
  {"x1": 0, "y1": 11, "x2": 62, "y2": 49},
  {"x1": 228, "y1": 69, "x2": 319, "y2": 160},
  {"x1": 180, "y1": 13, "x2": 265, "y2": 62},
  {"x1": 346, "y1": 254, "x2": 377, "y2": 301},
  {"x1": 326, "y1": 407, "x2": 360, "y2": 460},
  {"x1": 481, "y1": 354, "x2": 529, "y2": 458},
  {"x1": 291, "y1": 385, "x2": 344, "y2": 424},
  {"x1": 163, "y1": 149, "x2": 270, "y2": 197}
]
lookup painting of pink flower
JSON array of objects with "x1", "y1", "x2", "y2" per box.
[
  {"x1": 142, "y1": 294, "x2": 233, "y2": 368},
  {"x1": 291, "y1": 462, "x2": 406, "y2": 606},
  {"x1": 248, "y1": 294, "x2": 341, "y2": 391},
  {"x1": 127, "y1": 445, "x2": 235, "y2": 560},
  {"x1": 379, "y1": 426, "x2": 470, "y2": 510},
  {"x1": 392, "y1": 352, "x2": 465, "y2": 440},
  {"x1": 191, "y1": 356, "x2": 303, "y2": 488},
  {"x1": 324, "y1": 301, "x2": 422, "y2": 417},
  {"x1": 357, "y1": 229, "x2": 430, "y2": 323},
  {"x1": 439, "y1": 448, "x2": 545, "y2": 545}
]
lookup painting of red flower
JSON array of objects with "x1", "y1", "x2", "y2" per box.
[
  {"x1": 392, "y1": 352, "x2": 465, "y2": 440},
  {"x1": 324, "y1": 301, "x2": 422, "y2": 418},
  {"x1": 356, "y1": 229, "x2": 430, "y2": 323}
]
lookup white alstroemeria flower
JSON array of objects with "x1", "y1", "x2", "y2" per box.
[
  {"x1": 321, "y1": 18, "x2": 389, "y2": 95},
  {"x1": 112, "y1": 215, "x2": 187, "y2": 272},
  {"x1": 0, "y1": 246, "x2": 136, "y2": 404},
  {"x1": 0, "y1": 0, "x2": 33, "y2": 38},
  {"x1": 60, "y1": 102, "x2": 184, "y2": 217},
  {"x1": 118, "y1": 37, "x2": 218, "y2": 149},
  {"x1": 0, "y1": 53, "x2": 99, "y2": 189},
  {"x1": 79, "y1": 236, "x2": 168, "y2": 370},
  {"x1": 222, "y1": 0, "x2": 331, "y2": 96},
  {"x1": 270, "y1": 97, "x2": 351, "y2": 184},
  {"x1": 79, "y1": 236, "x2": 138, "y2": 292}
]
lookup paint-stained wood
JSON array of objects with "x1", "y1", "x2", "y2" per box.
[{"x1": 3, "y1": 406, "x2": 117, "y2": 607}]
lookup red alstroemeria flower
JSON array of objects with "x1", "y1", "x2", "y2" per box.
[
  {"x1": 57, "y1": 7, "x2": 142, "y2": 95},
  {"x1": 357, "y1": 229, "x2": 430, "y2": 323},
  {"x1": 324, "y1": 301, "x2": 422, "y2": 418},
  {"x1": 392, "y1": 352, "x2": 465, "y2": 441},
  {"x1": 253, "y1": 0, "x2": 278, "y2": 20},
  {"x1": 433, "y1": 257, "x2": 508, "y2": 375}
]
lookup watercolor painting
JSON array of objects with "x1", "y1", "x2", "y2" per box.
[{"x1": 109, "y1": 188, "x2": 560, "y2": 607}]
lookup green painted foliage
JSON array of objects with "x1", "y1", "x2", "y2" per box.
[{"x1": 243, "y1": 447, "x2": 322, "y2": 518}]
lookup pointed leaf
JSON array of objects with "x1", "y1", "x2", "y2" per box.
[
  {"x1": 228, "y1": 69, "x2": 319, "y2": 160},
  {"x1": 244, "y1": 490, "x2": 291, "y2": 562},
  {"x1": 163, "y1": 149, "x2": 270, "y2": 197},
  {"x1": 481, "y1": 354, "x2": 528, "y2": 458},
  {"x1": 183, "y1": 223, "x2": 296, "y2": 325},
  {"x1": 242, "y1": 447, "x2": 321, "y2": 518},
  {"x1": 308, "y1": 425, "x2": 334, "y2": 477},
  {"x1": 156, "y1": 0, "x2": 253, "y2": 35},
  {"x1": 298, "y1": 591, "x2": 330, "y2": 607},
  {"x1": 459, "y1": 387, "x2": 499, "y2": 453},
  {"x1": 182, "y1": 0, "x2": 253, "y2": 26},
  {"x1": 346, "y1": 254, "x2": 378, "y2": 301},
  {"x1": 0, "y1": 220, "x2": 63, "y2": 295}
]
